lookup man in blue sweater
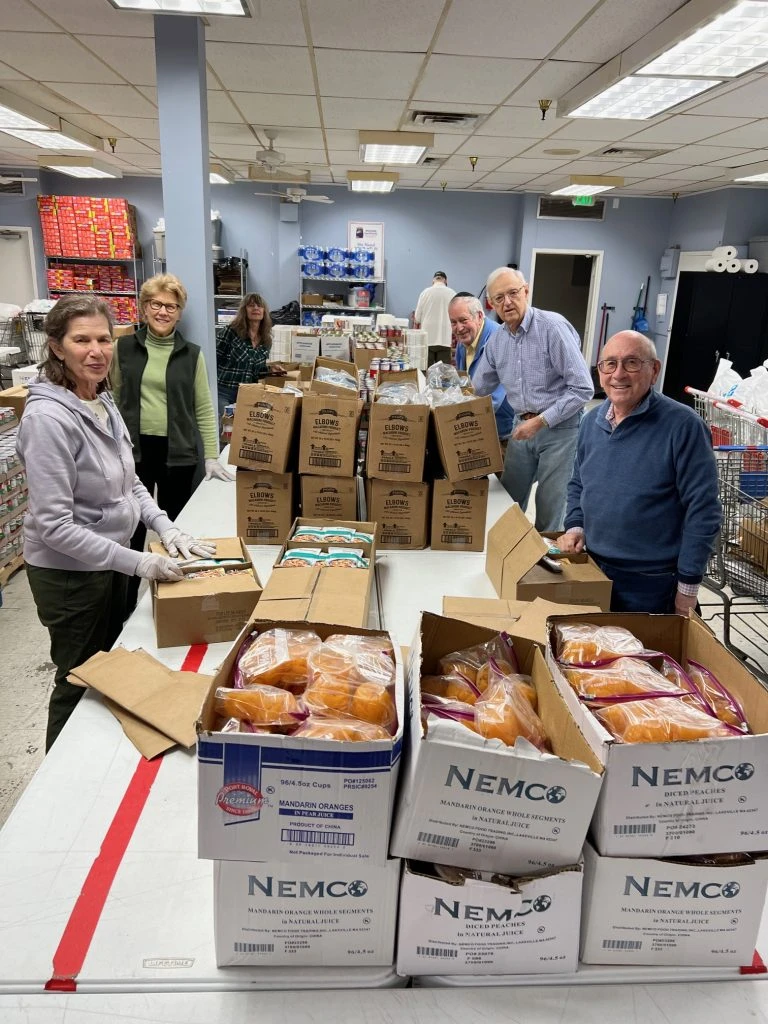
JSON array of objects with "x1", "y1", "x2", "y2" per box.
[{"x1": 558, "y1": 330, "x2": 721, "y2": 615}]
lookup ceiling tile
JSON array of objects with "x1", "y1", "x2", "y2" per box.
[
  {"x1": 478, "y1": 106, "x2": 564, "y2": 139},
  {"x1": 64, "y1": 112, "x2": 132, "y2": 138},
  {"x1": 104, "y1": 137, "x2": 156, "y2": 156},
  {"x1": 496, "y1": 156, "x2": 571, "y2": 173},
  {"x1": 207, "y1": 92, "x2": 245, "y2": 123},
  {"x1": 3, "y1": 0, "x2": 59, "y2": 31},
  {"x1": 277, "y1": 148, "x2": 327, "y2": 163},
  {"x1": 519, "y1": 139, "x2": 601, "y2": 159},
  {"x1": 208, "y1": 123, "x2": 258, "y2": 144},
  {"x1": 0, "y1": 63, "x2": 27, "y2": 81},
  {"x1": 206, "y1": 43, "x2": 314, "y2": 94},
  {"x1": 0, "y1": 81, "x2": 87, "y2": 114},
  {"x1": 625, "y1": 115, "x2": 756, "y2": 146},
  {"x1": 79, "y1": 35, "x2": 156, "y2": 86},
  {"x1": 435, "y1": 0, "x2": 599, "y2": 59},
  {"x1": 310, "y1": 0, "x2": 443, "y2": 51},
  {"x1": 100, "y1": 116, "x2": 159, "y2": 138},
  {"x1": 705, "y1": 122, "x2": 768, "y2": 148},
  {"x1": 205, "y1": 0, "x2": 306, "y2": 45},
  {"x1": 554, "y1": 0, "x2": 689, "y2": 63},
  {"x1": 478, "y1": 172, "x2": 541, "y2": 185},
  {"x1": 315, "y1": 50, "x2": 423, "y2": 101},
  {"x1": 439, "y1": 155, "x2": 508, "y2": 172},
  {"x1": 549, "y1": 118, "x2": 650, "y2": 141},
  {"x1": 557, "y1": 158, "x2": 630, "y2": 173},
  {"x1": 650, "y1": 144, "x2": 749, "y2": 165},
  {"x1": 414, "y1": 55, "x2": 539, "y2": 106},
  {"x1": 326, "y1": 150, "x2": 360, "y2": 164},
  {"x1": 231, "y1": 93, "x2": 320, "y2": 129},
  {"x1": 0, "y1": 34, "x2": 122, "y2": 85},
  {"x1": 712, "y1": 149, "x2": 768, "y2": 167},
  {"x1": 612, "y1": 160, "x2": 688, "y2": 176},
  {"x1": 38, "y1": 0, "x2": 155, "y2": 36},
  {"x1": 323, "y1": 129, "x2": 360, "y2": 149},
  {"x1": 268, "y1": 128, "x2": 325, "y2": 148},
  {"x1": 682, "y1": 78, "x2": 768, "y2": 120},
  {"x1": 53, "y1": 84, "x2": 157, "y2": 118},
  {"x1": 506, "y1": 60, "x2": 600, "y2": 107},
  {"x1": 322, "y1": 97, "x2": 405, "y2": 130}
]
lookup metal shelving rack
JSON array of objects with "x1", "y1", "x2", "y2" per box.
[
  {"x1": 46, "y1": 255, "x2": 143, "y2": 326},
  {"x1": 299, "y1": 254, "x2": 386, "y2": 324}
]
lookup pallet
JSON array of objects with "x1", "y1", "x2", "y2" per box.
[{"x1": 0, "y1": 553, "x2": 24, "y2": 587}]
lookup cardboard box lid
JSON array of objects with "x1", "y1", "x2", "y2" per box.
[
  {"x1": 486, "y1": 505, "x2": 549, "y2": 594},
  {"x1": 375, "y1": 368, "x2": 419, "y2": 392},
  {"x1": 442, "y1": 596, "x2": 603, "y2": 645},
  {"x1": 311, "y1": 355, "x2": 359, "y2": 396}
]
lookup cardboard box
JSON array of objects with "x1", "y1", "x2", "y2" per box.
[
  {"x1": 301, "y1": 293, "x2": 324, "y2": 306},
  {"x1": 291, "y1": 333, "x2": 321, "y2": 364},
  {"x1": 366, "y1": 397, "x2": 429, "y2": 482},
  {"x1": 580, "y1": 843, "x2": 768, "y2": 966},
  {"x1": 197, "y1": 618, "x2": 404, "y2": 863},
  {"x1": 740, "y1": 511, "x2": 768, "y2": 573},
  {"x1": 486, "y1": 505, "x2": 612, "y2": 609},
  {"x1": 431, "y1": 396, "x2": 503, "y2": 481},
  {"x1": 235, "y1": 470, "x2": 294, "y2": 545},
  {"x1": 301, "y1": 475, "x2": 358, "y2": 520},
  {"x1": 214, "y1": 857, "x2": 401, "y2": 967},
  {"x1": 299, "y1": 393, "x2": 361, "y2": 478},
  {"x1": 546, "y1": 612, "x2": 768, "y2": 856},
  {"x1": 310, "y1": 356, "x2": 359, "y2": 398},
  {"x1": 389, "y1": 612, "x2": 604, "y2": 875},
  {"x1": 353, "y1": 344, "x2": 387, "y2": 371},
  {"x1": 150, "y1": 537, "x2": 262, "y2": 648},
  {"x1": 320, "y1": 335, "x2": 352, "y2": 361},
  {"x1": 228, "y1": 384, "x2": 300, "y2": 474},
  {"x1": 0, "y1": 386, "x2": 28, "y2": 419},
  {"x1": 442, "y1": 596, "x2": 603, "y2": 646},
  {"x1": 430, "y1": 478, "x2": 488, "y2": 551},
  {"x1": 396, "y1": 859, "x2": 583, "y2": 977},
  {"x1": 366, "y1": 479, "x2": 429, "y2": 550}
]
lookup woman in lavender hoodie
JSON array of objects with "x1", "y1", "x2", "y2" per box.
[{"x1": 17, "y1": 295, "x2": 214, "y2": 751}]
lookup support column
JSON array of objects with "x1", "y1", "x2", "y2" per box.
[{"x1": 154, "y1": 14, "x2": 216, "y2": 398}]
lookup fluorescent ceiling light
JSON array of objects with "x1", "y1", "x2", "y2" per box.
[
  {"x1": 210, "y1": 162, "x2": 233, "y2": 184},
  {"x1": 569, "y1": 75, "x2": 719, "y2": 119},
  {"x1": 106, "y1": 0, "x2": 250, "y2": 14},
  {"x1": 0, "y1": 87, "x2": 61, "y2": 132},
  {"x1": 359, "y1": 131, "x2": 433, "y2": 165},
  {"x1": 640, "y1": 1, "x2": 768, "y2": 79},
  {"x1": 3, "y1": 128, "x2": 95, "y2": 151},
  {"x1": 39, "y1": 156, "x2": 122, "y2": 179},
  {"x1": 551, "y1": 184, "x2": 615, "y2": 196},
  {"x1": 0, "y1": 104, "x2": 50, "y2": 132},
  {"x1": 347, "y1": 171, "x2": 399, "y2": 193},
  {"x1": 734, "y1": 172, "x2": 768, "y2": 182},
  {"x1": 551, "y1": 174, "x2": 624, "y2": 197}
]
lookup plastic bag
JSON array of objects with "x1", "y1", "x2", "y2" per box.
[
  {"x1": 234, "y1": 627, "x2": 321, "y2": 692},
  {"x1": 325, "y1": 632, "x2": 394, "y2": 660},
  {"x1": 313, "y1": 366, "x2": 358, "y2": 390},
  {"x1": 473, "y1": 660, "x2": 550, "y2": 750},
  {"x1": 214, "y1": 685, "x2": 305, "y2": 727},
  {"x1": 563, "y1": 656, "x2": 687, "y2": 701},
  {"x1": 678, "y1": 659, "x2": 749, "y2": 732},
  {"x1": 595, "y1": 695, "x2": 740, "y2": 743},
  {"x1": 375, "y1": 382, "x2": 429, "y2": 406},
  {"x1": 294, "y1": 716, "x2": 390, "y2": 742},
  {"x1": 426, "y1": 362, "x2": 462, "y2": 391},
  {"x1": 438, "y1": 632, "x2": 519, "y2": 691},
  {"x1": 709, "y1": 357, "x2": 742, "y2": 398},
  {"x1": 305, "y1": 635, "x2": 397, "y2": 733},
  {"x1": 555, "y1": 623, "x2": 645, "y2": 665},
  {"x1": 421, "y1": 673, "x2": 483, "y2": 705}
]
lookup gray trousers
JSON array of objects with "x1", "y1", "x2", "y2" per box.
[{"x1": 500, "y1": 422, "x2": 579, "y2": 532}]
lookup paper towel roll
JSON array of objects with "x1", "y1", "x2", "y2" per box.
[
  {"x1": 743, "y1": 258, "x2": 759, "y2": 274},
  {"x1": 705, "y1": 258, "x2": 727, "y2": 272},
  {"x1": 713, "y1": 245, "x2": 738, "y2": 260},
  {"x1": 726, "y1": 259, "x2": 742, "y2": 273}
]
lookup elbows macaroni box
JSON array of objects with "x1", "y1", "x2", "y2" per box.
[
  {"x1": 197, "y1": 617, "x2": 404, "y2": 865},
  {"x1": 546, "y1": 612, "x2": 768, "y2": 857},
  {"x1": 430, "y1": 396, "x2": 503, "y2": 482},
  {"x1": 396, "y1": 859, "x2": 583, "y2": 977},
  {"x1": 389, "y1": 612, "x2": 603, "y2": 876},
  {"x1": 227, "y1": 384, "x2": 300, "y2": 473}
]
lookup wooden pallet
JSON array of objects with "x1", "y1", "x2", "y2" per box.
[{"x1": 0, "y1": 553, "x2": 24, "y2": 587}]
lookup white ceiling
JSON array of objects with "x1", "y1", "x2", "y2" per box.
[{"x1": 1, "y1": 0, "x2": 768, "y2": 196}]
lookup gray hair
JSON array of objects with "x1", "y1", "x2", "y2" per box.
[
  {"x1": 604, "y1": 330, "x2": 658, "y2": 360},
  {"x1": 449, "y1": 294, "x2": 483, "y2": 317},
  {"x1": 487, "y1": 266, "x2": 526, "y2": 296}
]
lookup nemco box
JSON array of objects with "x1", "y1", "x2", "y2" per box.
[
  {"x1": 580, "y1": 843, "x2": 768, "y2": 966},
  {"x1": 389, "y1": 612, "x2": 603, "y2": 875},
  {"x1": 546, "y1": 612, "x2": 768, "y2": 857},
  {"x1": 197, "y1": 618, "x2": 404, "y2": 864},
  {"x1": 215, "y1": 857, "x2": 400, "y2": 967},
  {"x1": 397, "y1": 859, "x2": 583, "y2": 977}
]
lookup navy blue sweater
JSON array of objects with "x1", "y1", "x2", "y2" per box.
[{"x1": 564, "y1": 390, "x2": 721, "y2": 584}]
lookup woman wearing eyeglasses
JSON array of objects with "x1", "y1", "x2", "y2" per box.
[
  {"x1": 215, "y1": 292, "x2": 282, "y2": 419},
  {"x1": 112, "y1": 273, "x2": 232, "y2": 608}
]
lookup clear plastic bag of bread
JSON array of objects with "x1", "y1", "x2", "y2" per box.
[
  {"x1": 215, "y1": 716, "x2": 274, "y2": 734},
  {"x1": 233, "y1": 627, "x2": 322, "y2": 693},
  {"x1": 594, "y1": 693, "x2": 743, "y2": 744},
  {"x1": 563, "y1": 656, "x2": 689, "y2": 702},
  {"x1": 438, "y1": 632, "x2": 519, "y2": 694},
  {"x1": 294, "y1": 714, "x2": 391, "y2": 742},
  {"x1": 555, "y1": 622, "x2": 645, "y2": 666},
  {"x1": 661, "y1": 657, "x2": 750, "y2": 733},
  {"x1": 214, "y1": 684, "x2": 305, "y2": 729},
  {"x1": 473, "y1": 659, "x2": 550, "y2": 750},
  {"x1": 305, "y1": 633, "x2": 397, "y2": 734}
]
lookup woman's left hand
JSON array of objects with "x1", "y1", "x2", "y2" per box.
[
  {"x1": 205, "y1": 458, "x2": 235, "y2": 482},
  {"x1": 160, "y1": 528, "x2": 217, "y2": 559}
]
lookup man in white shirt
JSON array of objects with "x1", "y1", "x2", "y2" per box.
[{"x1": 415, "y1": 271, "x2": 456, "y2": 366}]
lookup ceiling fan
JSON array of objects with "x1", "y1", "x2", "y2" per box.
[
  {"x1": 253, "y1": 186, "x2": 334, "y2": 205},
  {"x1": 252, "y1": 128, "x2": 309, "y2": 177},
  {"x1": 0, "y1": 173, "x2": 37, "y2": 185}
]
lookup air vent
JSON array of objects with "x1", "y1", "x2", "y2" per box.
[
  {"x1": 537, "y1": 196, "x2": 606, "y2": 221},
  {"x1": 410, "y1": 110, "x2": 484, "y2": 130},
  {"x1": 422, "y1": 156, "x2": 445, "y2": 167},
  {"x1": 0, "y1": 180, "x2": 23, "y2": 195},
  {"x1": 599, "y1": 146, "x2": 671, "y2": 161}
]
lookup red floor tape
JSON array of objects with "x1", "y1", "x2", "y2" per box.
[{"x1": 45, "y1": 643, "x2": 208, "y2": 992}]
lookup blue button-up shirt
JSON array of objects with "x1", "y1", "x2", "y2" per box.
[{"x1": 471, "y1": 305, "x2": 593, "y2": 428}]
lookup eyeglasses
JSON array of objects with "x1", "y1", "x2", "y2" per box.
[
  {"x1": 597, "y1": 357, "x2": 654, "y2": 373},
  {"x1": 147, "y1": 299, "x2": 180, "y2": 313},
  {"x1": 491, "y1": 287, "x2": 525, "y2": 304}
]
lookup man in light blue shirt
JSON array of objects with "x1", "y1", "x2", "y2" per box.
[{"x1": 472, "y1": 267, "x2": 593, "y2": 531}]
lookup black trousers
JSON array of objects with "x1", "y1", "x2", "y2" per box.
[
  {"x1": 27, "y1": 565, "x2": 129, "y2": 752},
  {"x1": 126, "y1": 434, "x2": 197, "y2": 612}
]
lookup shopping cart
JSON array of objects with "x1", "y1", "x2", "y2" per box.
[
  {"x1": 688, "y1": 388, "x2": 768, "y2": 681},
  {"x1": 20, "y1": 311, "x2": 47, "y2": 364},
  {"x1": 0, "y1": 314, "x2": 25, "y2": 389}
]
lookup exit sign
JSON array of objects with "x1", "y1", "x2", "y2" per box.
[{"x1": 572, "y1": 195, "x2": 595, "y2": 206}]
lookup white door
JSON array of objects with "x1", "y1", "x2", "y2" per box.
[{"x1": 0, "y1": 227, "x2": 37, "y2": 306}]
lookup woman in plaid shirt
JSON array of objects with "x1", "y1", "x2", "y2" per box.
[{"x1": 216, "y1": 292, "x2": 278, "y2": 416}]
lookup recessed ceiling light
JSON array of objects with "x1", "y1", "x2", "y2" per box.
[
  {"x1": 551, "y1": 174, "x2": 624, "y2": 197},
  {"x1": 358, "y1": 131, "x2": 433, "y2": 165},
  {"x1": 569, "y1": 75, "x2": 720, "y2": 119},
  {"x1": 347, "y1": 171, "x2": 399, "y2": 193},
  {"x1": 3, "y1": 128, "x2": 95, "y2": 151},
  {"x1": 543, "y1": 148, "x2": 581, "y2": 156},
  {"x1": 551, "y1": 184, "x2": 616, "y2": 196},
  {"x1": 734, "y1": 172, "x2": 768, "y2": 182},
  {"x1": 105, "y1": 0, "x2": 250, "y2": 14}
]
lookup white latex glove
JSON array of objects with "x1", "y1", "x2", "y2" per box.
[
  {"x1": 205, "y1": 458, "x2": 235, "y2": 482},
  {"x1": 160, "y1": 527, "x2": 217, "y2": 560},
  {"x1": 136, "y1": 553, "x2": 184, "y2": 582}
]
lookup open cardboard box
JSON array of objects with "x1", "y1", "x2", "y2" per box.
[
  {"x1": 389, "y1": 612, "x2": 603, "y2": 875},
  {"x1": 366, "y1": 371, "x2": 428, "y2": 482},
  {"x1": 310, "y1": 355, "x2": 359, "y2": 397},
  {"x1": 486, "y1": 505, "x2": 612, "y2": 608},
  {"x1": 149, "y1": 537, "x2": 262, "y2": 648},
  {"x1": 442, "y1": 596, "x2": 602, "y2": 646},
  {"x1": 0, "y1": 385, "x2": 28, "y2": 420},
  {"x1": 197, "y1": 616, "x2": 405, "y2": 864},
  {"x1": 546, "y1": 611, "x2": 768, "y2": 857},
  {"x1": 740, "y1": 507, "x2": 768, "y2": 573},
  {"x1": 431, "y1": 395, "x2": 503, "y2": 482},
  {"x1": 227, "y1": 383, "x2": 300, "y2": 473}
]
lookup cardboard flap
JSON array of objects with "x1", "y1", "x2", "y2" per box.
[
  {"x1": 509, "y1": 598, "x2": 603, "y2": 646},
  {"x1": 67, "y1": 648, "x2": 213, "y2": 750},
  {"x1": 486, "y1": 505, "x2": 550, "y2": 594},
  {"x1": 102, "y1": 696, "x2": 177, "y2": 759},
  {"x1": 441, "y1": 596, "x2": 529, "y2": 634}
]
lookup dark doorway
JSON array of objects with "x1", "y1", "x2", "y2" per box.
[{"x1": 530, "y1": 252, "x2": 597, "y2": 352}]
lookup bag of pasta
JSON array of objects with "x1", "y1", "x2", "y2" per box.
[
  {"x1": 473, "y1": 660, "x2": 550, "y2": 751},
  {"x1": 595, "y1": 694, "x2": 742, "y2": 744},
  {"x1": 305, "y1": 634, "x2": 397, "y2": 734},
  {"x1": 438, "y1": 632, "x2": 519, "y2": 694},
  {"x1": 214, "y1": 684, "x2": 306, "y2": 729},
  {"x1": 234, "y1": 627, "x2": 322, "y2": 693},
  {"x1": 555, "y1": 622, "x2": 645, "y2": 666},
  {"x1": 294, "y1": 715, "x2": 391, "y2": 742}
]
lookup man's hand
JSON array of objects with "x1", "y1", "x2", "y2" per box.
[
  {"x1": 557, "y1": 531, "x2": 584, "y2": 554},
  {"x1": 512, "y1": 414, "x2": 546, "y2": 442},
  {"x1": 675, "y1": 590, "x2": 698, "y2": 616}
]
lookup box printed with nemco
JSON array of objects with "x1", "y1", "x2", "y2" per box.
[
  {"x1": 149, "y1": 537, "x2": 262, "y2": 649},
  {"x1": 545, "y1": 612, "x2": 768, "y2": 857},
  {"x1": 396, "y1": 859, "x2": 583, "y2": 977},
  {"x1": 366, "y1": 479, "x2": 429, "y2": 550},
  {"x1": 301, "y1": 475, "x2": 357, "y2": 521},
  {"x1": 299, "y1": 393, "x2": 362, "y2": 478},
  {"x1": 235, "y1": 470, "x2": 294, "y2": 546},
  {"x1": 214, "y1": 857, "x2": 400, "y2": 967},
  {"x1": 431, "y1": 479, "x2": 488, "y2": 552},
  {"x1": 228, "y1": 384, "x2": 300, "y2": 474},
  {"x1": 580, "y1": 843, "x2": 768, "y2": 966},
  {"x1": 389, "y1": 612, "x2": 603, "y2": 875},
  {"x1": 197, "y1": 618, "x2": 404, "y2": 864},
  {"x1": 431, "y1": 396, "x2": 503, "y2": 481},
  {"x1": 366, "y1": 400, "x2": 429, "y2": 482}
]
